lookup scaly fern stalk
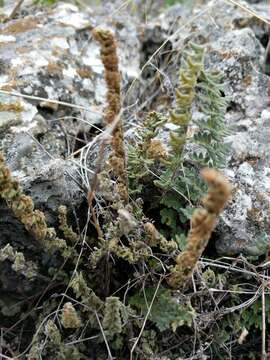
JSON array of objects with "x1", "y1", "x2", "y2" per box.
[
  {"x1": 92, "y1": 28, "x2": 128, "y2": 203},
  {"x1": 168, "y1": 168, "x2": 231, "y2": 288}
]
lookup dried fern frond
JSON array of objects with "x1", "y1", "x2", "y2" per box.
[
  {"x1": 0, "y1": 243, "x2": 37, "y2": 279},
  {"x1": 144, "y1": 222, "x2": 177, "y2": 252},
  {"x1": 168, "y1": 168, "x2": 231, "y2": 288},
  {"x1": 60, "y1": 302, "x2": 82, "y2": 329},
  {"x1": 92, "y1": 27, "x2": 128, "y2": 203},
  {"x1": 58, "y1": 205, "x2": 79, "y2": 243}
]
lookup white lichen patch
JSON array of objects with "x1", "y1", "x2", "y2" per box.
[
  {"x1": 28, "y1": 51, "x2": 49, "y2": 68},
  {"x1": 50, "y1": 37, "x2": 69, "y2": 50},
  {"x1": 11, "y1": 57, "x2": 23, "y2": 67},
  {"x1": 10, "y1": 101, "x2": 38, "y2": 133},
  {"x1": 82, "y1": 44, "x2": 103, "y2": 74},
  {"x1": 0, "y1": 34, "x2": 16, "y2": 43},
  {"x1": 63, "y1": 66, "x2": 77, "y2": 79},
  {"x1": 0, "y1": 75, "x2": 9, "y2": 84},
  {"x1": 54, "y1": 3, "x2": 92, "y2": 30},
  {"x1": 237, "y1": 162, "x2": 255, "y2": 187}
]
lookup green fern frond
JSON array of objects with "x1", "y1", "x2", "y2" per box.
[
  {"x1": 168, "y1": 42, "x2": 204, "y2": 157},
  {"x1": 127, "y1": 111, "x2": 166, "y2": 195}
]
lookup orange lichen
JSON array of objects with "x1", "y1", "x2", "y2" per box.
[
  {"x1": 46, "y1": 62, "x2": 64, "y2": 76},
  {"x1": 15, "y1": 46, "x2": 32, "y2": 54},
  {"x1": 2, "y1": 17, "x2": 39, "y2": 34},
  {"x1": 168, "y1": 168, "x2": 231, "y2": 288},
  {"x1": 0, "y1": 102, "x2": 24, "y2": 112},
  {"x1": 76, "y1": 67, "x2": 92, "y2": 78}
]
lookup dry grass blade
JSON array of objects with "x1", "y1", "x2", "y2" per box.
[
  {"x1": 0, "y1": 89, "x2": 101, "y2": 114},
  {"x1": 4, "y1": 0, "x2": 24, "y2": 22},
  {"x1": 224, "y1": 0, "x2": 270, "y2": 26},
  {"x1": 130, "y1": 278, "x2": 162, "y2": 360}
]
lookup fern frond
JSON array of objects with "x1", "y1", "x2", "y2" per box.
[
  {"x1": 168, "y1": 42, "x2": 204, "y2": 157},
  {"x1": 168, "y1": 169, "x2": 231, "y2": 288},
  {"x1": 127, "y1": 112, "x2": 166, "y2": 195}
]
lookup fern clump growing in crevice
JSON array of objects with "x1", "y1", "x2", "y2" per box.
[
  {"x1": 0, "y1": 32, "x2": 233, "y2": 360},
  {"x1": 155, "y1": 43, "x2": 229, "y2": 237},
  {"x1": 127, "y1": 42, "x2": 230, "y2": 241}
]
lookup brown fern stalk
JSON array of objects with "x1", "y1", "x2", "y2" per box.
[
  {"x1": 168, "y1": 168, "x2": 231, "y2": 288},
  {"x1": 92, "y1": 28, "x2": 128, "y2": 203}
]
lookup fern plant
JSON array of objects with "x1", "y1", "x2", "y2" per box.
[
  {"x1": 154, "y1": 42, "x2": 229, "y2": 236},
  {"x1": 128, "y1": 111, "x2": 167, "y2": 195},
  {"x1": 129, "y1": 287, "x2": 194, "y2": 332},
  {"x1": 127, "y1": 42, "x2": 229, "y2": 239}
]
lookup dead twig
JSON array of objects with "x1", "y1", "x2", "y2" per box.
[
  {"x1": 130, "y1": 277, "x2": 162, "y2": 360},
  {"x1": 4, "y1": 0, "x2": 24, "y2": 23}
]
